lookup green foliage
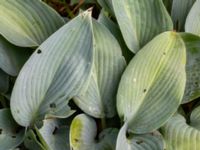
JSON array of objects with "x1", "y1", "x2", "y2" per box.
[{"x1": 0, "y1": 0, "x2": 200, "y2": 149}]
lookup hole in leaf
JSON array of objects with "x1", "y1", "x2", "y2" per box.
[
  {"x1": 53, "y1": 127, "x2": 58, "y2": 135},
  {"x1": 136, "y1": 140, "x2": 143, "y2": 144},
  {"x1": 37, "y1": 49, "x2": 42, "y2": 54},
  {"x1": 143, "y1": 89, "x2": 147, "y2": 93},
  {"x1": 0, "y1": 129, "x2": 2, "y2": 134},
  {"x1": 50, "y1": 103, "x2": 56, "y2": 109}
]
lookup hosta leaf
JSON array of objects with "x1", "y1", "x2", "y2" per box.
[
  {"x1": 190, "y1": 106, "x2": 200, "y2": 130},
  {"x1": 0, "y1": 0, "x2": 65, "y2": 47},
  {"x1": 116, "y1": 123, "x2": 164, "y2": 150},
  {"x1": 171, "y1": 0, "x2": 195, "y2": 31},
  {"x1": 0, "y1": 36, "x2": 30, "y2": 76},
  {"x1": 162, "y1": 0, "x2": 173, "y2": 13},
  {"x1": 70, "y1": 114, "x2": 118, "y2": 150},
  {"x1": 180, "y1": 33, "x2": 200, "y2": 103},
  {"x1": 0, "y1": 69, "x2": 9, "y2": 94},
  {"x1": 117, "y1": 31, "x2": 186, "y2": 134},
  {"x1": 24, "y1": 130, "x2": 46, "y2": 150},
  {"x1": 97, "y1": 0, "x2": 114, "y2": 15},
  {"x1": 10, "y1": 10, "x2": 93, "y2": 127},
  {"x1": 35, "y1": 119, "x2": 70, "y2": 150},
  {"x1": 161, "y1": 111, "x2": 200, "y2": 150},
  {"x1": 112, "y1": 0, "x2": 173, "y2": 53},
  {"x1": 185, "y1": 0, "x2": 200, "y2": 36},
  {"x1": 98, "y1": 10, "x2": 133, "y2": 62},
  {"x1": 0, "y1": 109, "x2": 24, "y2": 150},
  {"x1": 73, "y1": 19, "x2": 126, "y2": 118}
]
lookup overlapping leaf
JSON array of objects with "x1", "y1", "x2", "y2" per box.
[
  {"x1": 117, "y1": 31, "x2": 186, "y2": 134},
  {"x1": 0, "y1": 0, "x2": 65, "y2": 47},
  {"x1": 112, "y1": 0, "x2": 173, "y2": 53},
  {"x1": 0, "y1": 69, "x2": 9, "y2": 94},
  {"x1": 70, "y1": 114, "x2": 118, "y2": 150},
  {"x1": 180, "y1": 33, "x2": 200, "y2": 103},
  {"x1": 116, "y1": 123, "x2": 164, "y2": 150},
  {"x1": 74, "y1": 19, "x2": 126, "y2": 118},
  {"x1": 161, "y1": 109, "x2": 200, "y2": 150},
  {"x1": 97, "y1": 0, "x2": 114, "y2": 15},
  {"x1": 35, "y1": 119, "x2": 70, "y2": 150},
  {"x1": 171, "y1": 0, "x2": 195, "y2": 31},
  {"x1": 0, "y1": 36, "x2": 30, "y2": 76},
  {"x1": 0, "y1": 109, "x2": 24, "y2": 150},
  {"x1": 10, "y1": 10, "x2": 94, "y2": 127},
  {"x1": 185, "y1": 0, "x2": 200, "y2": 36}
]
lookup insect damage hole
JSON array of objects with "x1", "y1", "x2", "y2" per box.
[
  {"x1": 49, "y1": 103, "x2": 56, "y2": 109},
  {"x1": 136, "y1": 140, "x2": 143, "y2": 144},
  {"x1": 37, "y1": 49, "x2": 42, "y2": 54}
]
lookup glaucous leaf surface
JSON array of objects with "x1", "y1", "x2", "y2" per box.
[
  {"x1": 185, "y1": 0, "x2": 200, "y2": 36},
  {"x1": 0, "y1": 109, "x2": 24, "y2": 150},
  {"x1": 117, "y1": 31, "x2": 186, "y2": 134},
  {"x1": 116, "y1": 123, "x2": 164, "y2": 150},
  {"x1": 74, "y1": 19, "x2": 126, "y2": 118},
  {"x1": 112, "y1": 0, "x2": 173, "y2": 53},
  {"x1": 98, "y1": 10, "x2": 133, "y2": 62},
  {"x1": 180, "y1": 33, "x2": 200, "y2": 103},
  {"x1": 161, "y1": 110, "x2": 200, "y2": 150},
  {"x1": 70, "y1": 114, "x2": 118, "y2": 150},
  {"x1": 0, "y1": 36, "x2": 30, "y2": 76},
  {"x1": 0, "y1": 0, "x2": 65, "y2": 47},
  {"x1": 10, "y1": 10, "x2": 93, "y2": 127},
  {"x1": 35, "y1": 119, "x2": 70, "y2": 150},
  {"x1": 171, "y1": 0, "x2": 195, "y2": 31}
]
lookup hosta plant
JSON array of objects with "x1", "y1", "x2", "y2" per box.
[{"x1": 0, "y1": 0, "x2": 200, "y2": 150}]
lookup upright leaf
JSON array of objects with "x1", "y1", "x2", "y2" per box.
[
  {"x1": 74, "y1": 19, "x2": 126, "y2": 118},
  {"x1": 112, "y1": 0, "x2": 173, "y2": 53},
  {"x1": 0, "y1": 0, "x2": 65, "y2": 47},
  {"x1": 185, "y1": 0, "x2": 200, "y2": 36},
  {"x1": 70, "y1": 114, "x2": 118, "y2": 150},
  {"x1": 97, "y1": 0, "x2": 114, "y2": 15},
  {"x1": 180, "y1": 33, "x2": 200, "y2": 103},
  {"x1": 117, "y1": 31, "x2": 186, "y2": 134},
  {"x1": 171, "y1": 0, "x2": 195, "y2": 31},
  {"x1": 116, "y1": 123, "x2": 164, "y2": 150},
  {"x1": 10, "y1": 10, "x2": 93, "y2": 127}
]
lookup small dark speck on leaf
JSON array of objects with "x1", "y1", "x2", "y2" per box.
[
  {"x1": 12, "y1": 135, "x2": 16, "y2": 138},
  {"x1": 37, "y1": 49, "x2": 42, "y2": 54},
  {"x1": 136, "y1": 140, "x2": 143, "y2": 144},
  {"x1": 163, "y1": 52, "x2": 166, "y2": 55},
  {"x1": 74, "y1": 138, "x2": 79, "y2": 142},
  {"x1": 143, "y1": 89, "x2": 147, "y2": 93},
  {"x1": 50, "y1": 103, "x2": 56, "y2": 109}
]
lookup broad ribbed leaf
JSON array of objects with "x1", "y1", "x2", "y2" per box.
[
  {"x1": 190, "y1": 106, "x2": 200, "y2": 130},
  {"x1": 112, "y1": 0, "x2": 173, "y2": 53},
  {"x1": 73, "y1": 19, "x2": 126, "y2": 118},
  {"x1": 0, "y1": 0, "x2": 65, "y2": 47},
  {"x1": 162, "y1": 0, "x2": 173, "y2": 13},
  {"x1": 161, "y1": 112, "x2": 200, "y2": 150},
  {"x1": 10, "y1": 10, "x2": 93, "y2": 127},
  {"x1": 116, "y1": 123, "x2": 164, "y2": 150},
  {"x1": 97, "y1": 0, "x2": 114, "y2": 15},
  {"x1": 117, "y1": 31, "x2": 186, "y2": 134},
  {"x1": 0, "y1": 69, "x2": 9, "y2": 94},
  {"x1": 36, "y1": 119, "x2": 70, "y2": 150},
  {"x1": 0, "y1": 36, "x2": 30, "y2": 76},
  {"x1": 70, "y1": 114, "x2": 118, "y2": 150},
  {"x1": 185, "y1": 0, "x2": 200, "y2": 36},
  {"x1": 171, "y1": 0, "x2": 195, "y2": 31},
  {"x1": 0, "y1": 109, "x2": 24, "y2": 150},
  {"x1": 180, "y1": 33, "x2": 200, "y2": 103},
  {"x1": 98, "y1": 10, "x2": 133, "y2": 62}
]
